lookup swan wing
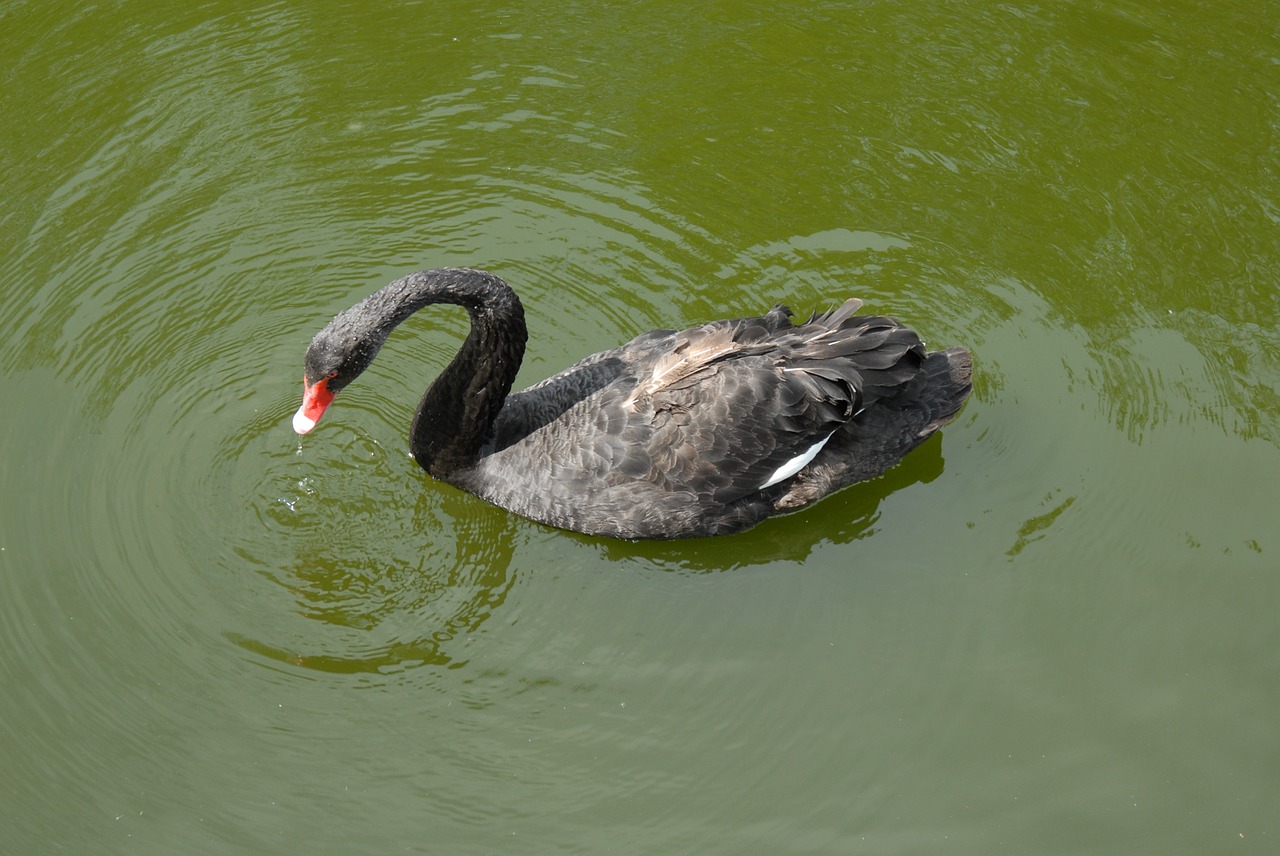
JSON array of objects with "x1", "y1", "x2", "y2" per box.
[
  {"x1": 478, "y1": 303, "x2": 927, "y2": 535},
  {"x1": 597, "y1": 304, "x2": 926, "y2": 503}
]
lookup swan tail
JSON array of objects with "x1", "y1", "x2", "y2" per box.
[{"x1": 771, "y1": 345, "x2": 972, "y2": 511}]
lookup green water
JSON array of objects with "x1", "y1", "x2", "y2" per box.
[{"x1": 3, "y1": 1, "x2": 1278, "y2": 853}]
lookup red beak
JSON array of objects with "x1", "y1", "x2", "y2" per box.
[{"x1": 292, "y1": 376, "x2": 335, "y2": 434}]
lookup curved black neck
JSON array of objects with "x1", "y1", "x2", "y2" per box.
[{"x1": 376, "y1": 269, "x2": 526, "y2": 476}]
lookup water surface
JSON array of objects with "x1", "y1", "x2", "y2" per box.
[{"x1": 2, "y1": 2, "x2": 1277, "y2": 853}]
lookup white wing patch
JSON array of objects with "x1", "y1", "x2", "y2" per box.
[{"x1": 759, "y1": 432, "x2": 835, "y2": 489}]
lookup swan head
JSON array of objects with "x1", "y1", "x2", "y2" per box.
[{"x1": 292, "y1": 322, "x2": 385, "y2": 434}]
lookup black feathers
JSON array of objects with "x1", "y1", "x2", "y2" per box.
[{"x1": 298, "y1": 268, "x2": 972, "y2": 539}]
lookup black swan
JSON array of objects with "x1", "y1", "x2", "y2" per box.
[{"x1": 292, "y1": 268, "x2": 972, "y2": 540}]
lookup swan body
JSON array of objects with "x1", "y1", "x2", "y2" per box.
[{"x1": 293, "y1": 268, "x2": 972, "y2": 540}]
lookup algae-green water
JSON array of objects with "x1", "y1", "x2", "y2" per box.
[{"x1": 3, "y1": 2, "x2": 1277, "y2": 853}]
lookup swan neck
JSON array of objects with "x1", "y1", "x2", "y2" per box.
[{"x1": 404, "y1": 269, "x2": 527, "y2": 475}]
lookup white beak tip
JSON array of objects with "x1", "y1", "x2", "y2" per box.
[{"x1": 292, "y1": 407, "x2": 317, "y2": 435}]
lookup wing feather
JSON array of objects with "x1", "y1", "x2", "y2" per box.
[{"x1": 478, "y1": 299, "x2": 930, "y2": 533}]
